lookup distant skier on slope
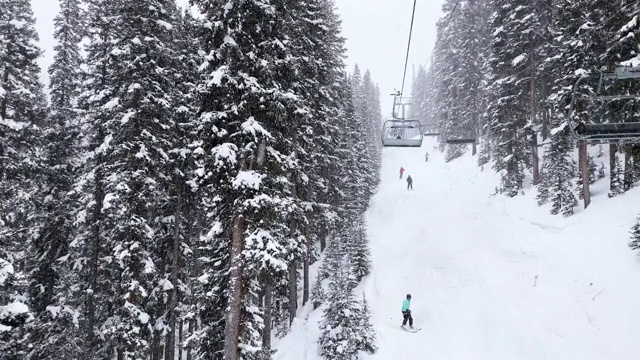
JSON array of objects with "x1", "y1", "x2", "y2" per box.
[
  {"x1": 399, "y1": 166, "x2": 405, "y2": 179},
  {"x1": 401, "y1": 294, "x2": 414, "y2": 329},
  {"x1": 425, "y1": 152, "x2": 429, "y2": 162},
  {"x1": 407, "y1": 175, "x2": 413, "y2": 190}
]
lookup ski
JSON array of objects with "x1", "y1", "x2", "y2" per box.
[{"x1": 400, "y1": 327, "x2": 421, "y2": 333}]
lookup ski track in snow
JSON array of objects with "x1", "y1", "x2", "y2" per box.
[{"x1": 275, "y1": 138, "x2": 640, "y2": 360}]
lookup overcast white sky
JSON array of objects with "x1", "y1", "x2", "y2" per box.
[{"x1": 32, "y1": 0, "x2": 444, "y2": 116}]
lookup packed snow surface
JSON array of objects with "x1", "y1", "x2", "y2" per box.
[{"x1": 274, "y1": 137, "x2": 640, "y2": 360}]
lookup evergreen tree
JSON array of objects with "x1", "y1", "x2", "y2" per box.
[
  {"x1": 487, "y1": 0, "x2": 541, "y2": 196},
  {"x1": 537, "y1": 126, "x2": 577, "y2": 216},
  {"x1": 608, "y1": 155, "x2": 624, "y2": 198},
  {"x1": 191, "y1": 0, "x2": 317, "y2": 357},
  {"x1": 318, "y1": 263, "x2": 360, "y2": 360},
  {"x1": 629, "y1": 215, "x2": 640, "y2": 252},
  {"x1": 356, "y1": 293, "x2": 377, "y2": 355},
  {"x1": 0, "y1": 0, "x2": 44, "y2": 356},
  {"x1": 598, "y1": 163, "x2": 606, "y2": 180},
  {"x1": 71, "y1": 0, "x2": 123, "y2": 357},
  {"x1": 349, "y1": 215, "x2": 371, "y2": 282},
  {"x1": 311, "y1": 274, "x2": 325, "y2": 310},
  {"x1": 26, "y1": 0, "x2": 84, "y2": 357},
  {"x1": 575, "y1": 155, "x2": 598, "y2": 199}
]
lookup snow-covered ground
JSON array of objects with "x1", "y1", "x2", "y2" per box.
[{"x1": 274, "y1": 137, "x2": 640, "y2": 360}]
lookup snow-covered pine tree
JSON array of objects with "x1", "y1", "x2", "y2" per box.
[
  {"x1": 350, "y1": 66, "x2": 380, "y2": 203},
  {"x1": 599, "y1": 0, "x2": 640, "y2": 192},
  {"x1": 318, "y1": 233, "x2": 346, "y2": 282},
  {"x1": 26, "y1": 0, "x2": 84, "y2": 357},
  {"x1": 629, "y1": 215, "x2": 640, "y2": 252},
  {"x1": 84, "y1": 2, "x2": 186, "y2": 358},
  {"x1": 318, "y1": 263, "x2": 360, "y2": 360},
  {"x1": 588, "y1": 154, "x2": 597, "y2": 184},
  {"x1": 574, "y1": 154, "x2": 597, "y2": 199},
  {"x1": 345, "y1": 68, "x2": 371, "y2": 213},
  {"x1": 427, "y1": 0, "x2": 491, "y2": 162},
  {"x1": 284, "y1": 0, "x2": 350, "y2": 318},
  {"x1": 349, "y1": 214, "x2": 371, "y2": 282},
  {"x1": 537, "y1": 124, "x2": 577, "y2": 216},
  {"x1": 0, "y1": 0, "x2": 44, "y2": 356},
  {"x1": 191, "y1": 0, "x2": 314, "y2": 357},
  {"x1": 356, "y1": 293, "x2": 377, "y2": 355},
  {"x1": 362, "y1": 69, "x2": 382, "y2": 189},
  {"x1": 431, "y1": 0, "x2": 466, "y2": 158},
  {"x1": 0, "y1": 258, "x2": 34, "y2": 357},
  {"x1": 608, "y1": 155, "x2": 624, "y2": 198},
  {"x1": 70, "y1": 0, "x2": 124, "y2": 356},
  {"x1": 165, "y1": 9, "x2": 203, "y2": 360},
  {"x1": 411, "y1": 66, "x2": 430, "y2": 127},
  {"x1": 487, "y1": 0, "x2": 540, "y2": 196},
  {"x1": 598, "y1": 163, "x2": 606, "y2": 179},
  {"x1": 536, "y1": 0, "x2": 597, "y2": 214},
  {"x1": 311, "y1": 273, "x2": 326, "y2": 310}
]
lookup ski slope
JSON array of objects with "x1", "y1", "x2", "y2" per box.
[{"x1": 275, "y1": 137, "x2": 640, "y2": 360}]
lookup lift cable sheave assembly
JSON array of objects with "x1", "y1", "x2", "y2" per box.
[
  {"x1": 568, "y1": 66, "x2": 640, "y2": 145},
  {"x1": 381, "y1": 0, "x2": 425, "y2": 148}
]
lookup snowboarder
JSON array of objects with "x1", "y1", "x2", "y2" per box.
[
  {"x1": 407, "y1": 175, "x2": 413, "y2": 190},
  {"x1": 399, "y1": 166, "x2": 405, "y2": 179},
  {"x1": 401, "y1": 294, "x2": 413, "y2": 329},
  {"x1": 425, "y1": 152, "x2": 429, "y2": 162}
]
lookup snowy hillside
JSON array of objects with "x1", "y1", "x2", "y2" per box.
[{"x1": 274, "y1": 137, "x2": 640, "y2": 360}]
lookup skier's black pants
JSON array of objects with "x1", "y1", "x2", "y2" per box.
[
  {"x1": 407, "y1": 183, "x2": 413, "y2": 190},
  {"x1": 402, "y1": 310, "x2": 413, "y2": 326}
]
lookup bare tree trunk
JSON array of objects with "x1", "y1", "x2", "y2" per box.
[
  {"x1": 165, "y1": 190, "x2": 182, "y2": 360},
  {"x1": 288, "y1": 170, "x2": 299, "y2": 324},
  {"x1": 579, "y1": 143, "x2": 590, "y2": 208},
  {"x1": 319, "y1": 226, "x2": 327, "y2": 252},
  {"x1": 86, "y1": 32, "x2": 111, "y2": 358},
  {"x1": 186, "y1": 318, "x2": 194, "y2": 360},
  {"x1": 150, "y1": 334, "x2": 161, "y2": 360},
  {"x1": 178, "y1": 319, "x2": 184, "y2": 360},
  {"x1": 624, "y1": 149, "x2": 632, "y2": 190},
  {"x1": 288, "y1": 260, "x2": 298, "y2": 324},
  {"x1": 302, "y1": 226, "x2": 311, "y2": 306},
  {"x1": 531, "y1": 133, "x2": 540, "y2": 184},
  {"x1": 224, "y1": 215, "x2": 246, "y2": 360},
  {"x1": 530, "y1": 45, "x2": 540, "y2": 185},
  {"x1": 86, "y1": 144, "x2": 104, "y2": 359},
  {"x1": 186, "y1": 216, "x2": 202, "y2": 360},
  {"x1": 0, "y1": 69, "x2": 9, "y2": 122},
  {"x1": 610, "y1": 144, "x2": 618, "y2": 191},
  {"x1": 262, "y1": 278, "x2": 273, "y2": 352}
]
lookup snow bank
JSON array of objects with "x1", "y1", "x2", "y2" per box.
[{"x1": 273, "y1": 137, "x2": 640, "y2": 360}]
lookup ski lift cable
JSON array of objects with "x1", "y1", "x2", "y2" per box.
[{"x1": 399, "y1": 0, "x2": 418, "y2": 102}]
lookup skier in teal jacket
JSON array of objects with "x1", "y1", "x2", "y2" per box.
[{"x1": 401, "y1": 294, "x2": 413, "y2": 328}]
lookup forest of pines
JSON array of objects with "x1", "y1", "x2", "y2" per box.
[
  {"x1": 411, "y1": 0, "x2": 640, "y2": 221},
  {"x1": 0, "y1": 0, "x2": 382, "y2": 359}
]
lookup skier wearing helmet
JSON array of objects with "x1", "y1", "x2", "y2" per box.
[{"x1": 401, "y1": 294, "x2": 413, "y2": 329}]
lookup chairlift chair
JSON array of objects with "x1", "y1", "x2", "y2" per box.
[
  {"x1": 445, "y1": 136, "x2": 477, "y2": 155},
  {"x1": 568, "y1": 66, "x2": 640, "y2": 145},
  {"x1": 422, "y1": 125, "x2": 440, "y2": 136},
  {"x1": 381, "y1": 119, "x2": 423, "y2": 147},
  {"x1": 445, "y1": 138, "x2": 476, "y2": 145}
]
